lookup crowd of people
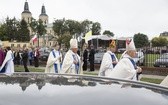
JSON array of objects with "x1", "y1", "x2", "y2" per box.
[
  {"x1": 0, "y1": 45, "x2": 40, "y2": 74},
  {"x1": 0, "y1": 37, "x2": 144, "y2": 81}
]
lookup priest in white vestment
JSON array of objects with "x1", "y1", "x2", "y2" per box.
[
  {"x1": 45, "y1": 44, "x2": 62, "y2": 73},
  {"x1": 0, "y1": 46, "x2": 14, "y2": 74},
  {"x1": 98, "y1": 40, "x2": 118, "y2": 77},
  {"x1": 160, "y1": 75, "x2": 168, "y2": 87},
  {"x1": 108, "y1": 39, "x2": 142, "y2": 81},
  {"x1": 61, "y1": 38, "x2": 82, "y2": 74}
]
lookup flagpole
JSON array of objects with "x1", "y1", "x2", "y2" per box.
[{"x1": 38, "y1": 33, "x2": 39, "y2": 47}]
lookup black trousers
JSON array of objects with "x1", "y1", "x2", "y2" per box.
[
  {"x1": 29, "y1": 59, "x2": 32, "y2": 66},
  {"x1": 83, "y1": 60, "x2": 87, "y2": 71},
  {"x1": 23, "y1": 61, "x2": 29, "y2": 72},
  {"x1": 34, "y1": 57, "x2": 39, "y2": 67},
  {"x1": 89, "y1": 61, "x2": 94, "y2": 71}
]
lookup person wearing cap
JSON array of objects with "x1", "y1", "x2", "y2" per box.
[
  {"x1": 98, "y1": 40, "x2": 118, "y2": 77},
  {"x1": 0, "y1": 46, "x2": 14, "y2": 74},
  {"x1": 108, "y1": 39, "x2": 142, "y2": 81},
  {"x1": 45, "y1": 44, "x2": 62, "y2": 73},
  {"x1": 61, "y1": 38, "x2": 82, "y2": 74}
]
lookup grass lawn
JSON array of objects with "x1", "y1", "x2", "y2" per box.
[
  {"x1": 140, "y1": 78, "x2": 162, "y2": 84},
  {"x1": 115, "y1": 53, "x2": 160, "y2": 67},
  {"x1": 15, "y1": 66, "x2": 163, "y2": 84},
  {"x1": 144, "y1": 54, "x2": 160, "y2": 67},
  {"x1": 15, "y1": 66, "x2": 44, "y2": 72}
]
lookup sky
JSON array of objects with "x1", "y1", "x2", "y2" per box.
[{"x1": 0, "y1": 0, "x2": 168, "y2": 40}]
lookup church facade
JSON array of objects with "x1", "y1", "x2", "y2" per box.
[
  {"x1": 21, "y1": 1, "x2": 55, "y2": 48},
  {"x1": 2, "y1": 1, "x2": 56, "y2": 48}
]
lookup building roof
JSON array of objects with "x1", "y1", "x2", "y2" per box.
[
  {"x1": 22, "y1": 1, "x2": 31, "y2": 14},
  {"x1": 39, "y1": 5, "x2": 48, "y2": 17}
]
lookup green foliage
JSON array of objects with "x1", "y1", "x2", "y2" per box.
[
  {"x1": 80, "y1": 19, "x2": 92, "y2": 34},
  {"x1": 53, "y1": 18, "x2": 68, "y2": 36},
  {"x1": 0, "y1": 17, "x2": 30, "y2": 42},
  {"x1": 0, "y1": 24, "x2": 8, "y2": 40},
  {"x1": 65, "y1": 19, "x2": 81, "y2": 35},
  {"x1": 37, "y1": 19, "x2": 46, "y2": 36},
  {"x1": 53, "y1": 18, "x2": 69, "y2": 45},
  {"x1": 17, "y1": 19, "x2": 30, "y2": 41},
  {"x1": 29, "y1": 18, "x2": 38, "y2": 33},
  {"x1": 103, "y1": 30, "x2": 114, "y2": 37},
  {"x1": 140, "y1": 78, "x2": 162, "y2": 84},
  {"x1": 92, "y1": 22, "x2": 101, "y2": 35},
  {"x1": 52, "y1": 19, "x2": 102, "y2": 47},
  {"x1": 151, "y1": 37, "x2": 168, "y2": 47},
  {"x1": 133, "y1": 33, "x2": 149, "y2": 48},
  {"x1": 62, "y1": 34, "x2": 72, "y2": 48}
]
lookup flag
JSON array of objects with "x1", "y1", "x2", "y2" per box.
[
  {"x1": 84, "y1": 31, "x2": 92, "y2": 44},
  {"x1": 31, "y1": 35, "x2": 38, "y2": 42}
]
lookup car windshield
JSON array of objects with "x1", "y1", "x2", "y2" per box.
[{"x1": 160, "y1": 54, "x2": 168, "y2": 59}]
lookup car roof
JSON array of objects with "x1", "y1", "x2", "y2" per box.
[{"x1": 0, "y1": 73, "x2": 168, "y2": 105}]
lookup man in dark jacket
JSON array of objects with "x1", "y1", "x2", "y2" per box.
[
  {"x1": 82, "y1": 44, "x2": 88, "y2": 71},
  {"x1": 22, "y1": 48, "x2": 29, "y2": 72},
  {"x1": 34, "y1": 48, "x2": 40, "y2": 67},
  {"x1": 89, "y1": 44, "x2": 95, "y2": 71},
  {"x1": 14, "y1": 49, "x2": 21, "y2": 65}
]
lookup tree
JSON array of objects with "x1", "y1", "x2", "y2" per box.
[
  {"x1": 151, "y1": 37, "x2": 168, "y2": 47},
  {"x1": 17, "y1": 19, "x2": 30, "y2": 42},
  {"x1": 30, "y1": 18, "x2": 38, "y2": 33},
  {"x1": 103, "y1": 30, "x2": 114, "y2": 37},
  {"x1": 0, "y1": 23, "x2": 8, "y2": 40},
  {"x1": 36, "y1": 19, "x2": 46, "y2": 36},
  {"x1": 65, "y1": 19, "x2": 81, "y2": 36},
  {"x1": 92, "y1": 22, "x2": 101, "y2": 35},
  {"x1": 133, "y1": 33, "x2": 149, "y2": 48},
  {"x1": 0, "y1": 17, "x2": 20, "y2": 41},
  {"x1": 80, "y1": 19, "x2": 92, "y2": 34},
  {"x1": 53, "y1": 18, "x2": 69, "y2": 45},
  {"x1": 6, "y1": 17, "x2": 17, "y2": 41}
]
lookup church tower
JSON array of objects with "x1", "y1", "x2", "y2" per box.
[
  {"x1": 39, "y1": 4, "x2": 48, "y2": 25},
  {"x1": 21, "y1": 0, "x2": 32, "y2": 24}
]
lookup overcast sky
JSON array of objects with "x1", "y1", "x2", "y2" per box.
[{"x1": 0, "y1": 0, "x2": 168, "y2": 39}]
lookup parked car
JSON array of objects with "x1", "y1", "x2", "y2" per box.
[
  {"x1": 39, "y1": 52, "x2": 50, "y2": 61},
  {"x1": 117, "y1": 48, "x2": 126, "y2": 53},
  {"x1": 0, "y1": 73, "x2": 168, "y2": 105},
  {"x1": 133, "y1": 51, "x2": 145, "y2": 66},
  {"x1": 39, "y1": 49, "x2": 50, "y2": 61},
  {"x1": 154, "y1": 53, "x2": 168, "y2": 67}
]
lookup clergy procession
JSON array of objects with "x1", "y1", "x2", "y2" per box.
[{"x1": 0, "y1": 37, "x2": 168, "y2": 83}]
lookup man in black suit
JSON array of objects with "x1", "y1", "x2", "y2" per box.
[
  {"x1": 22, "y1": 48, "x2": 29, "y2": 72},
  {"x1": 89, "y1": 44, "x2": 95, "y2": 71},
  {"x1": 82, "y1": 44, "x2": 88, "y2": 71}
]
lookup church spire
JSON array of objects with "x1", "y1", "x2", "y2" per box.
[
  {"x1": 39, "y1": 4, "x2": 48, "y2": 25},
  {"x1": 40, "y1": 4, "x2": 48, "y2": 16},
  {"x1": 22, "y1": 0, "x2": 31, "y2": 13}
]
